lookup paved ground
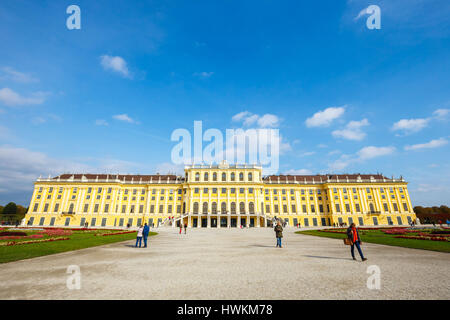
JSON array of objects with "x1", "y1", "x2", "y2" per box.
[{"x1": 0, "y1": 228, "x2": 449, "y2": 299}]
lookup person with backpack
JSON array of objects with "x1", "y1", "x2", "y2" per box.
[
  {"x1": 142, "y1": 223, "x2": 150, "y2": 248},
  {"x1": 135, "y1": 225, "x2": 144, "y2": 248},
  {"x1": 346, "y1": 223, "x2": 367, "y2": 261},
  {"x1": 274, "y1": 220, "x2": 283, "y2": 248}
]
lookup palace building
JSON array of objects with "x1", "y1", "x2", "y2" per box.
[{"x1": 24, "y1": 162, "x2": 416, "y2": 228}]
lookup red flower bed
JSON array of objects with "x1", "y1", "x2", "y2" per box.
[
  {"x1": 0, "y1": 231, "x2": 27, "y2": 236},
  {"x1": 395, "y1": 235, "x2": 450, "y2": 242},
  {"x1": 0, "y1": 237, "x2": 70, "y2": 246},
  {"x1": 40, "y1": 229, "x2": 72, "y2": 237},
  {"x1": 95, "y1": 231, "x2": 136, "y2": 236},
  {"x1": 0, "y1": 234, "x2": 44, "y2": 240}
]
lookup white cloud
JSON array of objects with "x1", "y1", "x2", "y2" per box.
[
  {"x1": 317, "y1": 143, "x2": 327, "y2": 148},
  {"x1": 300, "y1": 151, "x2": 315, "y2": 157},
  {"x1": 332, "y1": 118, "x2": 369, "y2": 141},
  {"x1": 392, "y1": 118, "x2": 429, "y2": 134},
  {"x1": 0, "y1": 67, "x2": 39, "y2": 83},
  {"x1": 357, "y1": 146, "x2": 396, "y2": 160},
  {"x1": 0, "y1": 88, "x2": 47, "y2": 106},
  {"x1": 354, "y1": 6, "x2": 369, "y2": 20},
  {"x1": 0, "y1": 145, "x2": 148, "y2": 200},
  {"x1": 100, "y1": 55, "x2": 130, "y2": 78},
  {"x1": 232, "y1": 111, "x2": 252, "y2": 122},
  {"x1": 305, "y1": 106, "x2": 346, "y2": 128},
  {"x1": 95, "y1": 119, "x2": 109, "y2": 126},
  {"x1": 193, "y1": 72, "x2": 214, "y2": 78},
  {"x1": 231, "y1": 111, "x2": 281, "y2": 128},
  {"x1": 433, "y1": 108, "x2": 450, "y2": 120},
  {"x1": 112, "y1": 114, "x2": 137, "y2": 124},
  {"x1": 404, "y1": 137, "x2": 448, "y2": 151},
  {"x1": 328, "y1": 146, "x2": 395, "y2": 171}
]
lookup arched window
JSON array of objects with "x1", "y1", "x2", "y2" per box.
[
  {"x1": 222, "y1": 173, "x2": 226, "y2": 181},
  {"x1": 369, "y1": 203, "x2": 375, "y2": 213},
  {"x1": 68, "y1": 203, "x2": 74, "y2": 213},
  {"x1": 221, "y1": 202, "x2": 227, "y2": 214},
  {"x1": 248, "y1": 173, "x2": 253, "y2": 181},
  {"x1": 239, "y1": 172, "x2": 244, "y2": 181},
  {"x1": 231, "y1": 202, "x2": 236, "y2": 214},
  {"x1": 213, "y1": 172, "x2": 217, "y2": 181},
  {"x1": 212, "y1": 202, "x2": 217, "y2": 214},
  {"x1": 204, "y1": 172, "x2": 208, "y2": 181},
  {"x1": 240, "y1": 202, "x2": 245, "y2": 214},
  {"x1": 193, "y1": 202, "x2": 199, "y2": 214},
  {"x1": 231, "y1": 173, "x2": 235, "y2": 181},
  {"x1": 203, "y1": 202, "x2": 208, "y2": 214},
  {"x1": 195, "y1": 172, "x2": 200, "y2": 182},
  {"x1": 249, "y1": 202, "x2": 255, "y2": 214},
  {"x1": 183, "y1": 202, "x2": 186, "y2": 214}
]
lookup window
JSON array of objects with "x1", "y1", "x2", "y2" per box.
[
  {"x1": 355, "y1": 204, "x2": 360, "y2": 212},
  {"x1": 94, "y1": 204, "x2": 99, "y2": 213},
  {"x1": 168, "y1": 205, "x2": 172, "y2": 214},
  {"x1": 403, "y1": 203, "x2": 408, "y2": 211},
  {"x1": 221, "y1": 202, "x2": 227, "y2": 213},
  {"x1": 213, "y1": 172, "x2": 217, "y2": 181},
  {"x1": 380, "y1": 187, "x2": 384, "y2": 193},
  {"x1": 343, "y1": 188, "x2": 347, "y2": 193},
  {"x1": 195, "y1": 172, "x2": 200, "y2": 181},
  {"x1": 133, "y1": 189, "x2": 137, "y2": 195},
  {"x1": 159, "y1": 205, "x2": 164, "y2": 213},
  {"x1": 248, "y1": 188, "x2": 253, "y2": 194},
  {"x1": 239, "y1": 188, "x2": 244, "y2": 194},
  {"x1": 108, "y1": 188, "x2": 112, "y2": 193},
  {"x1": 345, "y1": 204, "x2": 350, "y2": 213},
  {"x1": 274, "y1": 205, "x2": 279, "y2": 213},
  {"x1": 393, "y1": 203, "x2": 398, "y2": 212},
  {"x1": 204, "y1": 173, "x2": 208, "y2": 181},
  {"x1": 222, "y1": 173, "x2": 226, "y2": 181},
  {"x1": 122, "y1": 205, "x2": 126, "y2": 213},
  {"x1": 150, "y1": 205, "x2": 155, "y2": 213},
  {"x1": 352, "y1": 188, "x2": 357, "y2": 193},
  {"x1": 239, "y1": 172, "x2": 244, "y2": 181},
  {"x1": 283, "y1": 205, "x2": 288, "y2": 213},
  {"x1": 369, "y1": 203, "x2": 375, "y2": 213},
  {"x1": 104, "y1": 204, "x2": 109, "y2": 213},
  {"x1": 84, "y1": 204, "x2": 89, "y2": 213},
  {"x1": 231, "y1": 173, "x2": 235, "y2": 181},
  {"x1": 204, "y1": 188, "x2": 208, "y2": 193},
  {"x1": 335, "y1": 204, "x2": 340, "y2": 213},
  {"x1": 231, "y1": 202, "x2": 236, "y2": 214},
  {"x1": 212, "y1": 188, "x2": 217, "y2": 193},
  {"x1": 231, "y1": 188, "x2": 236, "y2": 194},
  {"x1": 194, "y1": 188, "x2": 199, "y2": 194},
  {"x1": 221, "y1": 188, "x2": 227, "y2": 193},
  {"x1": 239, "y1": 202, "x2": 245, "y2": 214},
  {"x1": 193, "y1": 202, "x2": 199, "y2": 214},
  {"x1": 333, "y1": 188, "x2": 337, "y2": 193},
  {"x1": 266, "y1": 205, "x2": 270, "y2": 213},
  {"x1": 319, "y1": 204, "x2": 323, "y2": 213},
  {"x1": 383, "y1": 203, "x2": 389, "y2": 212},
  {"x1": 273, "y1": 189, "x2": 278, "y2": 195},
  {"x1": 366, "y1": 188, "x2": 371, "y2": 193},
  {"x1": 212, "y1": 202, "x2": 217, "y2": 214},
  {"x1": 54, "y1": 203, "x2": 59, "y2": 212},
  {"x1": 248, "y1": 173, "x2": 253, "y2": 181},
  {"x1": 43, "y1": 203, "x2": 49, "y2": 212},
  {"x1": 302, "y1": 204, "x2": 307, "y2": 213},
  {"x1": 292, "y1": 204, "x2": 296, "y2": 213},
  {"x1": 310, "y1": 204, "x2": 315, "y2": 213}
]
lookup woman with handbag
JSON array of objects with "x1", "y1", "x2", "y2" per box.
[
  {"x1": 274, "y1": 220, "x2": 283, "y2": 248},
  {"x1": 346, "y1": 223, "x2": 367, "y2": 261}
]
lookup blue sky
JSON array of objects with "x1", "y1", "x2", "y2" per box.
[{"x1": 0, "y1": 0, "x2": 449, "y2": 206}]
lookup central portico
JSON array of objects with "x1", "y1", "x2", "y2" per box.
[{"x1": 178, "y1": 162, "x2": 272, "y2": 228}]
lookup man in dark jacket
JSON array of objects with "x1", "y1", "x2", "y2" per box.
[
  {"x1": 346, "y1": 223, "x2": 367, "y2": 261},
  {"x1": 143, "y1": 223, "x2": 150, "y2": 248},
  {"x1": 274, "y1": 220, "x2": 283, "y2": 248}
]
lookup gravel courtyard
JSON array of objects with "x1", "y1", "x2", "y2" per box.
[{"x1": 0, "y1": 227, "x2": 449, "y2": 299}]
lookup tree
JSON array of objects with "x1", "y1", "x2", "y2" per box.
[
  {"x1": 2, "y1": 202, "x2": 17, "y2": 215},
  {"x1": 0, "y1": 205, "x2": 3, "y2": 214}
]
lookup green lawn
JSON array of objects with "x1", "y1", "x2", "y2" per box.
[
  {"x1": 296, "y1": 229, "x2": 450, "y2": 253},
  {"x1": 0, "y1": 229, "x2": 157, "y2": 263}
]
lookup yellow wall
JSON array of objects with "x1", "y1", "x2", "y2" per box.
[{"x1": 24, "y1": 165, "x2": 416, "y2": 228}]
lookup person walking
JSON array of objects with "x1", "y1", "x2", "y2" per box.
[
  {"x1": 142, "y1": 223, "x2": 150, "y2": 248},
  {"x1": 135, "y1": 225, "x2": 144, "y2": 248},
  {"x1": 179, "y1": 223, "x2": 183, "y2": 234},
  {"x1": 274, "y1": 220, "x2": 283, "y2": 248},
  {"x1": 184, "y1": 223, "x2": 187, "y2": 234},
  {"x1": 346, "y1": 223, "x2": 367, "y2": 261}
]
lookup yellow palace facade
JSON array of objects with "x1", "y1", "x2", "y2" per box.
[{"x1": 24, "y1": 163, "x2": 416, "y2": 228}]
